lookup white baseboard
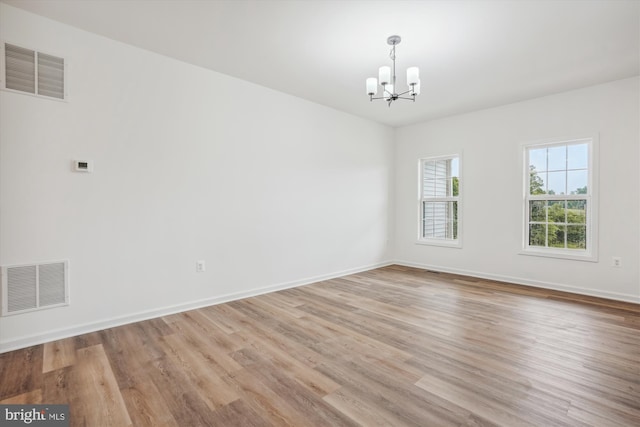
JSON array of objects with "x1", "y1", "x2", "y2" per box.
[
  {"x1": 393, "y1": 259, "x2": 640, "y2": 304},
  {"x1": 4, "y1": 259, "x2": 635, "y2": 353},
  {"x1": 0, "y1": 260, "x2": 393, "y2": 353}
]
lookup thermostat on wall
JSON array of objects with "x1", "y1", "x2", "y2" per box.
[{"x1": 74, "y1": 160, "x2": 93, "y2": 172}]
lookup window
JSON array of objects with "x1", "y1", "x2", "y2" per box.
[
  {"x1": 418, "y1": 155, "x2": 461, "y2": 247},
  {"x1": 523, "y1": 137, "x2": 597, "y2": 261},
  {"x1": 2, "y1": 43, "x2": 65, "y2": 100}
]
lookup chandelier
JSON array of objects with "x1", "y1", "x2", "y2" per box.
[{"x1": 366, "y1": 35, "x2": 420, "y2": 106}]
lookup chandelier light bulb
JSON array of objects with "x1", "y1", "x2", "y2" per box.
[
  {"x1": 366, "y1": 78, "x2": 378, "y2": 96},
  {"x1": 378, "y1": 66, "x2": 391, "y2": 86},
  {"x1": 407, "y1": 67, "x2": 419, "y2": 85},
  {"x1": 413, "y1": 80, "x2": 421, "y2": 95}
]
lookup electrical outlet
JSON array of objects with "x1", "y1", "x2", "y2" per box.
[
  {"x1": 196, "y1": 260, "x2": 206, "y2": 272},
  {"x1": 612, "y1": 257, "x2": 621, "y2": 268}
]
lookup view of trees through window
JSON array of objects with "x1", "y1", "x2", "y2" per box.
[{"x1": 526, "y1": 142, "x2": 589, "y2": 250}]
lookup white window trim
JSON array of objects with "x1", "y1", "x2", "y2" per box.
[
  {"x1": 520, "y1": 135, "x2": 599, "y2": 262},
  {"x1": 416, "y1": 153, "x2": 462, "y2": 248}
]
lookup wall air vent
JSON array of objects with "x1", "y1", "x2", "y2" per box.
[
  {"x1": 1, "y1": 261, "x2": 69, "y2": 316},
  {"x1": 2, "y1": 42, "x2": 66, "y2": 100}
]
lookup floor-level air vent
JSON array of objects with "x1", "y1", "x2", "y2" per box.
[{"x1": 1, "y1": 261, "x2": 69, "y2": 316}]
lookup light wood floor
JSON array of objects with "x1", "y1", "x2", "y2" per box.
[{"x1": 1, "y1": 265, "x2": 639, "y2": 426}]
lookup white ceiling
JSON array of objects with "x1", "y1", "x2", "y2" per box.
[{"x1": 3, "y1": 0, "x2": 639, "y2": 127}]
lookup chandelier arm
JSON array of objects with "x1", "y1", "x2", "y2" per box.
[
  {"x1": 397, "y1": 89, "x2": 415, "y2": 96},
  {"x1": 396, "y1": 96, "x2": 417, "y2": 101}
]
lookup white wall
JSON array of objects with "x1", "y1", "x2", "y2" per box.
[
  {"x1": 395, "y1": 77, "x2": 640, "y2": 302},
  {"x1": 0, "y1": 4, "x2": 395, "y2": 351}
]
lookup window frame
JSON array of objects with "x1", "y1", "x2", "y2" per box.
[
  {"x1": 521, "y1": 136, "x2": 598, "y2": 262},
  {"x1": 416, "y1": 153, "x2": 462, "y2": 248}
]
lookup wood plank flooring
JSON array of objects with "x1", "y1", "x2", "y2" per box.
[{"x1": 1, "y1": 265, "x2": 639, "y2": 426}]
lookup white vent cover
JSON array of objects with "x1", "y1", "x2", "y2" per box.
[
  {"x1": 1, "y1": 261, "x2": 69, "y2": 316},
  {"x1": 3, "y1": 43, "x2": 65, "y2": 100}
]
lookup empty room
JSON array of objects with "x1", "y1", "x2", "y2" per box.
[{"x1": 0, "y1": 1, "x2": 638, "y2": 426}]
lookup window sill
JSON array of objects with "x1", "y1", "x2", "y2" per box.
[
  {"x1": 519, "y1": 248, "x2": 597, "y2": 262},
  {"x1": 415, "y1": 239, "x2": 462, "y2": 249}
]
